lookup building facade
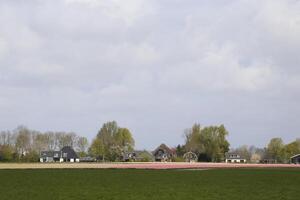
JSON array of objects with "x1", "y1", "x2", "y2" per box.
[
  {"x1": 40, "y1": 146, "x2": 79, "y2": 163},
  {"x1": 225, "y1": 153, "x2": 247, "y2": 163},
  {"x1": 291, "y1": 154, "x2": 300, "y2": 164}
]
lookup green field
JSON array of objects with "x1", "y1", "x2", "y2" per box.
[{"x1": 0, "y1": 168, "x2": 299, "y2": 200}]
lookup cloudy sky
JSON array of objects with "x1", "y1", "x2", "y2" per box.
[{"x1": 0, "y1": 0, "x2": 299, "y2": 149}]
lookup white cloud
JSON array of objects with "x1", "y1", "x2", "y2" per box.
[
  {"x1": 0, "y1": 0, "x2": 299, "y2": 148},
  {"x1": 64, "y1": 0, "x2": 156, "y2": 25}
]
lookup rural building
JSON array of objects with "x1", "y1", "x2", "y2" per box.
[
  {"x1": 261, "y1": 158, "x2": 277, "y2": 164},
  {"x1": 225, "y1": 152, "x2": 247, "y2": 163},
  {"x1": 79, "y1": 156, "x2": 97, "y2": 162},
  {"x1": 183, "y1": 152, "x2": 198, "y2": 162},
  {"x1": 40, "y1": 146, "x2": 79, "y2": 163},
  {"x1": 40, "y1": 151, "x2": 63, "y2": 162},
  {"x1": 123, "y1": 151, "x2": 154, "y2": 162},
  {"x1": 152, "y1": 144, "x2": 175, "y2": 162},
  {"x1": 291, "y1": 154, "x2": 300, "y2": 164}
]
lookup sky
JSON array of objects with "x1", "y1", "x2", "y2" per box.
[{"x1": 0, "y1": 0, "x2": 300, "y2": 150}]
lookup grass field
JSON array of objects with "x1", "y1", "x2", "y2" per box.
[{"x1": 0, "y1": 168, "x2": 299, "y2": 200}]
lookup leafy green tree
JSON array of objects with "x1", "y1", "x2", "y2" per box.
[
  {"x1": 0, "y1": 145, "x2": 14, "y2": 162},
  {"x1": 184, "y1": 123, "x2": 230, "y2": 162},
  {"x1": 283, "y1": 140, "x2": 300, "y2": 163},
  {"x1": 175, "y1": 144, "x2": 186, "y2": 157},
  {"x1": 95, "y1": 121, "x2": 135, "y2": 161},
  {"x1": 139, "y1": 151, "x2": 154, "y2": 162},
  {"x1": 21, "y1": 150, "x2": 40, "y2": 162},
  {"x1": 184, "y1": 123, "x2": 203, "y2": 153},
  {"x1": 96, "y1": 121, "x2": 118, "y2": 160},
  {"x1": 114, "y1": 128, "x2": 135, "y2": 152},
  {"x1": 267, "y1": 138, "x2": 285, "y2": 162},
  {"x1": 89, "y1": 138, "x2": 105, "y2": 161}
]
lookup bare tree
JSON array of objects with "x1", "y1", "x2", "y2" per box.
[
  {"x1": 14, "y1": 126, "x2": 31, "y2": 156},
  {"x1": 76, "y1": 136, "x2": 89, "y2": 156},
  {"x1": 0, "y1": 131, "x2": 13, "y2": 146}
]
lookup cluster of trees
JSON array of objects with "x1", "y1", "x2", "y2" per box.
[
  {"x1": 175, "y1": 123, "x2": 300, "y2": 163},
  {"x1": 176, "y1": 123, "x2": 230, "y2": 162},
  {"x1": 0, "y1": 126, "x2": 88, "y2": 162},
  {"x1": 89, "y1": 121, "x2": 135, "y2": 161},
  {"x1": 219, "y1": 138, "x2": 300, "y2": 164},
  {"x1": 1, "y1": 122, "x2": 299, "y2": 163},
  {"x1": 0, "y1": 121, "x2": 136, "y2": 163}
]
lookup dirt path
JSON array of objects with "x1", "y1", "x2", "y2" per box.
[{"x1": 0, "y1": 162, "x2": 299, "y2": 169}]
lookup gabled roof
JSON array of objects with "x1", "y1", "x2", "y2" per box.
[
  {"x1": 153, "y1": 143, "x2": 173, "y2": 155},
  {"x1": 61, "y1": 146, "x2": 78, "y2": 159},
  {"x1": 225, "y1": 152, "x2": 246, "y2": 160},
  {"x1": 291, "y1": 154, "x2": 300, "y2": 159}
]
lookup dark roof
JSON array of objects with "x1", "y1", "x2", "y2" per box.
[
  {"x1": 225, "y1": 152, "x2": 246, "y2": 160},
  {"x1": 61, "y1": 146, "x2": 78, "y2": 159},
  {"x1": 153, "y1": 144, "x2": 174, "y2": 156},
  {"x1": 291, "y1": 154, "x2": 300, "y2": 159},
  {"x1": 40, "y1": 146, "x2": 78, "y2": 159}
]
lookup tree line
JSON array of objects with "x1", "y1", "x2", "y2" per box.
[
  {"x1": 0, "y1": 126, "x2": 88, "y2": 162},
  {"x1": 1, "y1": 122, "x2": 299, "y2": 163},
  {"x1": 175, "y1": 123, "x2": 300, "y2": 163},
  {"x1": 229, "y1": 138, "x2": 300, "y2": 164}
]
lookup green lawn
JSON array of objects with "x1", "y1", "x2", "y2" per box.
[{"x1": 0, "y1": 168, "x2": 299, "y2": 200}]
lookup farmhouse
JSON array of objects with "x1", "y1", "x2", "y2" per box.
[
  {"x1": 225, "y1": 152, "x2": 247, "y2": 163},
  {"x1": 291, "y1": 154, "x2": 300, "y2": 164},
  {"x1": 40, "y1": 146, "x2": 79, "y2": 163},
  {"x1": 152, "y1": 144, "x2": 175, "y2": 162}
]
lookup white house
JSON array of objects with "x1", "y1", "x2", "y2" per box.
[{"x1": 225, "y1": 153, "x2": 247, "y2": 163}]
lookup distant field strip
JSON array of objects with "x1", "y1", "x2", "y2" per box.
[{"x1": 0, "y1": 162, "x2": 299, "y2": 169}]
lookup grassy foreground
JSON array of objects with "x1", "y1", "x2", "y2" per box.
[{"x1": 0, "y1": 168, "x2": 299, "y2": 200}]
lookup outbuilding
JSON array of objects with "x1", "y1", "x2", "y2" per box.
[{"x1": 291, "y1": 154, "x2": 300, "y2": 164}]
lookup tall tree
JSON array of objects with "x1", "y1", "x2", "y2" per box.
[
  {"x1": 184, "y1": 124, "x2": 203, "y2": 154},
  {"x1": 0, "y1": 145, "x2": 14, "y2": 162},
  {"x1": 114, "y1": 128, "x2": 135, "y2": 152},
  {"x1": 89, "y1": 138, "x2": 105, "y2": 160},
  {"x1": 234, "y1": 145, "x2": 252, "y2": 161},
  {"x1": 14, "y1": 126, "x2": 31, "y2": 157},
  {"x1": 76, "y1": 136, "x2": 89, "y2": 156},
  {"x1": 267, "y1": 138, "x2": 285, "y2": 162},
  {"x1": 95, "y1": 121, "x2": 135, "y2": 161},
  {"x1": 184, "y1": 123, "x2": 230, "y2": 162},
  {"x1": 32, "y1": 132, "x2": 48, "y2": 154},
  {"x1": 0, "y1": 131, "x2": 13, "y2": 146},
  {"x1": 283, "y1": 140, "x2": 300, "y2": 163}
]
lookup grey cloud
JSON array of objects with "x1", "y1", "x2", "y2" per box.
[{"x1": 0, "y1": 0, "x2": 299, "y2": 149}]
